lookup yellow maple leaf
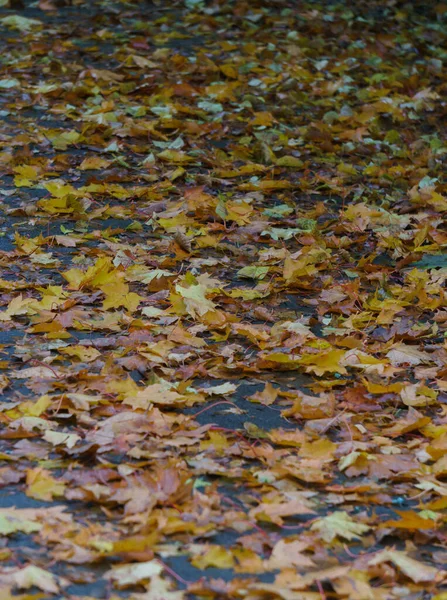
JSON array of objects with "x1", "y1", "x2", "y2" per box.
[
  {"x1": 79, "y1": 157, "x2": 111, "y2": 170},
  {"x1": 104, "y1": 560, "x2": 162, "y2": 587},
  {"x1": 157, "y1": 149, "x2": 195, "y2": 163},
  {"x1": 298, "y1": 349, "x2": 348, "y2": 376},
  {"x1": 101, "y1": 280, "x2": 142, "y2": 312},
  {"x1": 224, "y1": 200, "x2": 253, "y2": 225},
  {"x1": 18, "y1": 394, "x2": 52, "y2": 417},
  {"x1": 59, "y1": 345, "x2": 101, "y2": 363},
  {"x1": 368, "y1": 550, "x2": 441, "y2": 583},
  {"x1": 0, "y1": 295, "x2": 36, "y2": 322},
  {"x1": 123, "y1": 383, "x2": 183, "y2": 411},
  {"x1": 13, "y1": 165, "x2": 39, "y2": 187},
  {"x1": 62, "y1": 256, "x2": 116, "y2": 290},
  {"x1": 175, "y1": 283, "x2": 216, "y2": 318},
  {"x1": 132, "y1": 574, "x2": 185, "y2": 600},
  {"x1": 26, "y1": 468, "x2": 66, "y2": 502},
  {"x1": 191, "y1": 545, "x2": 234, "y2": 569},
  {"x1": 12, "y1": 565, "x2": 61, "y2": 593},
  {"x1": 311, "y1": 511, "x2": 370, "y2": 542}
]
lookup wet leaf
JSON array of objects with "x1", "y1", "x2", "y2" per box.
[
  {"x1": 310, "y1": 512, "x2": 370, "y2": 543},
  {"x1": 104, "y1": 561, "x2": 162, "y2": 588},
  {"x1": 368, "y1": 550, "x2": 442, "y2": 583}
]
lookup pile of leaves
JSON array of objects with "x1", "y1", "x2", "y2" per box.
[{"x1": 0, "y1": 0, "x2": 446, "y2": 598}]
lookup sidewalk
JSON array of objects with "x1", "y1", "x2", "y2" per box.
[{"x1": 0, "y1": 1, "x2": 445, "y2": 598}]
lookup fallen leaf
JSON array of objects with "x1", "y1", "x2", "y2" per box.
[
  {"x1": 104, "y1": 560, "x2": 162, "y2": 587},
  {"x1": 368, "y1": 550, "x2": 441, "y2": 583},
  {"x1": 310, "y1": 511, "x2": 370, "y2": 543}
]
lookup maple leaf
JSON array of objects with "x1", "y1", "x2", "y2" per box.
[
  {"x1": 266, "y1": 539, "x2": 315, "y2": 570},
  {"x1": 283, "y1": 253, "x2": 318, "y2": 283},
  {"x1": 43, "y1": 430, "x2": 81, "y2": 449},
  {"x1": 433, "y1": 454, "x2": 447, "y2": 477},
  {"x1": 26, "y1": 468, "x2": 66, "y2": 501},
  {"x1": 131, "y1": 574, "x2": 185, "y2": 600},
  {"x1": 10, "y1": 566, "x2": 63, "y2": 593},
  {"x1": 237, "y1": 266, "x2": 270, "y2": 280},
  {"x1": 386, "y1": 343, "x2": 432, "y2": 366},
  {"x1": 0, "y1": 512, "x2": 41, "y2": 536},
  {"x1": 17, "y1": 394, "x2": 52, "y2": 417},
  {"x1": 0, "y1": 295, "x2": 36, "y2": 322},
  {"x1": 282, "y1": 391, "x2": 335, "y2": 419},
  {"x1": 400, "y1": 383, "x2": 438, "y2": 407},
  {"x1": 0, "y1": 15, "x2": 42, "y2": 31},
  {"x1": 198, "y1": 382, "x2": 238, "y2": 396},
  {"x1": 104, "y1": 560, "x2": 162, "y2": 588},
  {"x1": 382, "y1": 510, "x2": 439, "y2": 531},
  {"x1": 175, "y1": 282, "x2": 216, "y2": 318},
  {"x1": 11, "y1": 365, "x2": 63, "y2": 380},
  {"x1": 310, "y1": 511, "x2": 370, "y2": 542},
  {"x1": 157, "y1": 149, "x2": 195, "y2": 163},
  {"x1": 298, "y1": 350, "x2": 348, "y2": 376},
  {"x1": 79, "y1": 157, "x2": 111, "y2": 170},
  {"x1": 248, "y1": 382, "x2": 278, "y2": 406},
  {"x1": 13, "y1": 165, "x2": 39, "y2": 187},
  {"x1": 59, "y1": 345, "x2": 101, "y2": 363},
  {"x1": 62, "y1": 256, "x2": 116, "y2": 290},
  {"x1": 124, "y1": 383, "x2": 184, "y2": 411},
  {"x1": 87, "y1": 412, "x2": 150, "y2": 446},
  {"x1": 367, "y1": 550, "x2": 442, "y2": 583},
  {"x1": 384, "y1": 407, "x2": 431, "y2": 436},
  {"x1": 192, "y1": 545, "x2": 235, "y2": 569},
  {"x1": 9, "y1": 416, "x2": 54, "y2": 433},
  {"x1": 101, "y1": 280, "x2": 142, "y2": 312},
  {"x1": 249, "y1": 494, "x2": 315, "y2": 526}
]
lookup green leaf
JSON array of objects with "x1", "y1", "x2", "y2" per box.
[
  {"x1": 276, "y1": 156, "x2": 303, "y2": 167},
  {"x1": 0, "y1": 513, "x2": 42, "y2": 536},
  {"x1": 0, "y1": 79, "x2": 20, "y2": 89},
  {"x1": 0, "y1": 15, "x2": 42, "y2": 31},
  {"x1": 237, "y1": 266, "x2": 270, "y2": 280}
]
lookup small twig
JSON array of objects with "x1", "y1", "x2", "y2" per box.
[
  {"x1": 221, "y1": 495, "x2": 269, "y2": 539},
  {"x1": 29, "y1": 359, "x2": 62, "y2": 379},
  {"x1": 53, "y1": 395, "x2": 64, "y2": 415},
  {"x1": 156, "y1": 558, "x2": 194, "y2": 586},
  {"x1": 316, "y1": 579, "x2": 327, "y2": 600},
  {"x1": 342, "y1": 415, "x2": 354, "y2": 450},
  {"x1": 320, "y1": 407, "x2": 347, "y2": 434},
  {"x1": 343, "y1": 543, "x2": 359, "y2": 558},
  {"x1": 410, "y1": 488, "x2": 430, "y2": 501},
  {"x1": 191, "y1": 401, "x2": 240, "y2": 419}
]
